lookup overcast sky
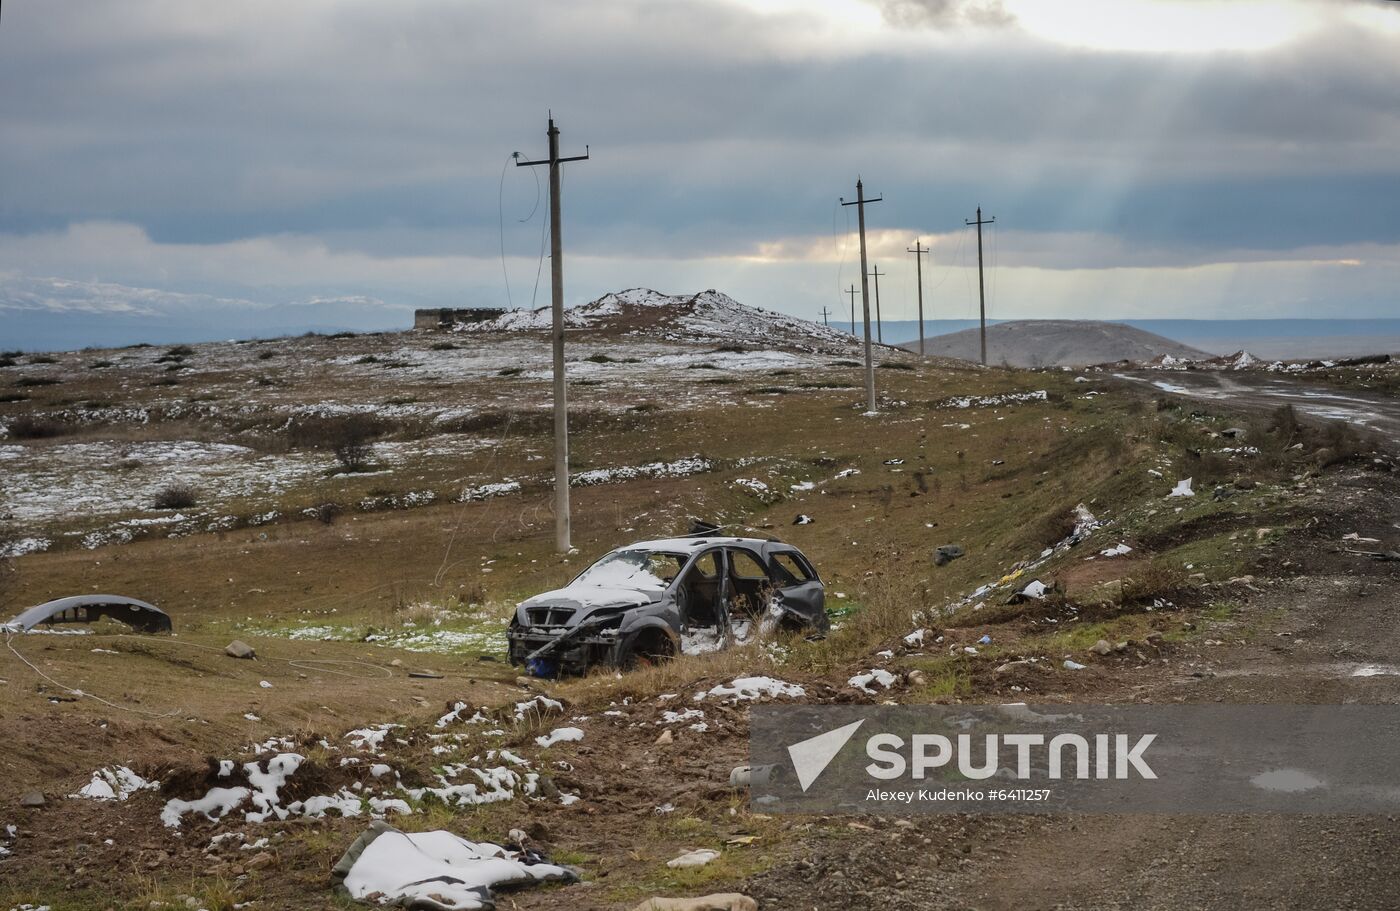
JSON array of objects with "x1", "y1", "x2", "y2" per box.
[{"x1": 2, "y1": 0, "x2": 1398, "y2": 345}]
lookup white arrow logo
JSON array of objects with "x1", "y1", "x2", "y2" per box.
[{"x1": 787, "y1": 719, "x2": 866, "y2": 792}]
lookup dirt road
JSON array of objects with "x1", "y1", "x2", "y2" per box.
[
  {"x1": 1114, "y1": 370, "x2": 1400, "y2": 445},
  {"x1": 747, "y1": 462, "x2": 1400, "y2": 911}
]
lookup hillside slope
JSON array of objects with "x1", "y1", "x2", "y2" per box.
[
  {"x1": 898, "y1": 319, "x2": 1208, "y2": 367},
  {"x1": 459, "y1": 288, "x2": 864, "y2": 354}
]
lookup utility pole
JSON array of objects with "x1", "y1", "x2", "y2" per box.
[
  {"x1": 867, "y1": 264, "x2": 886, "y2": 344},
  {"x1": 907, "y1": 239, "x2": 929, "y2": 357},
  {"x1": 820, "y1": 306, "x2": 832, "y2": 327},
  {"x1": 840, "y1": 178, "x2": 882, "y2": 413},
  {"x1": 966, "y1": 207, "x2": 995, "y2": 366},
  {"x1": 517, "y1": 115, "x2": 589, "y2": 553},
  {"x1": 846, "y1": 284, "x2": 858, "y2": 335}
]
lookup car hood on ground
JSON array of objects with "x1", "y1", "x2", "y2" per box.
[{"x1": 518, "y1": 585, "x2": 663, "y2": 611}]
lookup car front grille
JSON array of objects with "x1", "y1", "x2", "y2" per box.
[{"x1": 526, "y1": 606, "x2": 576, "y2": 627}]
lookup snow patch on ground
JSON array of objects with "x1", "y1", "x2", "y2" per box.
[
  {"x1": 848, "y1": 669, "x2": 897, "y2": 694},
  {"x1": 534, "y1": 727, "x2": 584, "y2": 748},
  {"x1": 695, "y1": 676, "x2": 805, "y2": 703}
]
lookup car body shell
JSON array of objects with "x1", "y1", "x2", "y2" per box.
[{"x1": 506, "y1": 536, "x2": 826, "y2": 676}]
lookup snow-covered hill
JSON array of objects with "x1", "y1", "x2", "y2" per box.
[{"x1": 458, "y1": 288, "x2": 862, "y2": 354}]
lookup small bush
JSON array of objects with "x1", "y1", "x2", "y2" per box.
[
  {"x1": 1121, "y1": 560, "x2": 1187, "y2": 605},
  {"x1": 167, "y1": 345, "x2": 196, "y2": 356},
  {"x1": 287, "y1": 413, "x2": 385, "y2": 449},
  {"x1": 498, "y1": 367, "x2": 524, "y2": 376},
  {"x1": 5, "y1": 416, "x2": 67, "y2": 440},
  {"x1": 286, "y1": 415, "x2": 383, "y2": 472},
  {"x1": 15, "y1": 377, "x2": 59, "y2": 388},
  {"x1": 583, "y1": 353, "x2": 615, "y2": 364},
  {"x1": 0, "y1": 358, "x2": 15, "y2": 368},
  {"x1": 257, "y1": 350, "x2": 276, "y2": 360},
  {"x1": 312, "y1": 502, "x2": 343, "y2": 525},
  {"x1": 88, "y1": 360, "x2": 115, "y2": 369},
  {"x1": 878, "y1": 361, "x2": 914, "y2": 371},
  {"x1": 0, "y1": 393, "x2": 30, "y2": 403},
  {"x1": 28, "y1": 355, "x2": 57, "y2": 365},
  {"x1": 152, "y1": 485, "x2": 199, "y2": 510},
  {"x1": 429, "y1": 341, "x2": 458, "y2": 351}
]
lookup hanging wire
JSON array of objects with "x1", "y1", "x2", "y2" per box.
[{"x1": 529, "y1": 172, "x2": 551, "y2": 311}]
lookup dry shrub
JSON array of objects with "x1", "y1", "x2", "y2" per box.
[
  {"x1": 1031, "y1": 504, "x2": 1079, "y2": 549},
  {"x1": 152, "y1": 484, "x2": 199, "y2": 510},
  {"x1": 1120, "y1": 559, "x2": 1187, "y2": 605},
  {"x1": 287, "y1": 414, "x2": 382, "y2": 472},
  {"x1": 6, "y1": 416, "x2": 68, "y2": 439}
]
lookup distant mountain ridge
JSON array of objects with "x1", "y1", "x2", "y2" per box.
[
  {"x1": 884, "y1": 318, "x2": 1400, "y2": 361},
  {"x1": 896, "y1": 319, "x2": 1209, "y2": 367}
]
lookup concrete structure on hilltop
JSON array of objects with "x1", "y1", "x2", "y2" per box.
[{"x1": 413, "y1": 308, "x2": 503, "y2": 330}]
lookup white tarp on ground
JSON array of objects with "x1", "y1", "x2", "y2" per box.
[{"x1": 334, "y1": 824, "x2": 574, "y2": 910}]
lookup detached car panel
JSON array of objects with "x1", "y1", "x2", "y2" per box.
[{"x1": 507, "y1": 536, "x2": 827, "y2": 677}]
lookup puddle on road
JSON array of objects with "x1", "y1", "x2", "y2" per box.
[
  {"x1": 1251, "y1": 768, "x2": 1326, "y2": 793},
  {"x1": 1202, "y1": 663, "x2": 1400, "y2": 680}
]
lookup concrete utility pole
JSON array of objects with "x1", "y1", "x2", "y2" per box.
[
  {"x1": 841, "y1": 179, "x2": 882, "y2": 413},
  {"x1": 846, "y1": 284, "x2": 858, "y2": 335},
  {"x1": 820, "y1": 306, "x2": 832, "y2": 327},
  {"x1": 966, "y1": 207, "x2": 995, "y2": 366},
  {"x1": 867, "y1": 264, "x2": 887, "y2": 344},
  {"x1": 517, "y1": 115, "x2": 589, "y2": 553},
  {"x1": 907, "y1": 239, "x2": 929, "y2": 357}
]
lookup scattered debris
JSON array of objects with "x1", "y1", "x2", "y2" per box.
[
  {"x1": 18, "y1": 791, "x2": 45, "y2": 808},
  {"x1": 666, "y1": 849, "x2": 721, "y2": 869},
  {"x1": 1100, "y1": 543, "x2": 1133, "y2": 557},
  {"x1": 332, "y1": 821, "x2": 575, "y2": 910},
  {"x1": 1063, "y1": 659, "x2": 1088, "y2": 671},
  {"x1": 3, "y1": 595, "x2": 171, "y2": 634},
  {"x1": 1169, "y1": 478, "x2": 1195, "y2": 498},
  {"x1": 793, "y1": 514, "x2": 813, "y2": 525},
  {"x1": 729, "y1": 765, "x2": 783, "y2": 788},
  {"x1": 1019, "y1": 580, "x2": 1048, "y2": 600},
  {"x1": 934, "y1": 544, "x2": 965, "y2": 566}
]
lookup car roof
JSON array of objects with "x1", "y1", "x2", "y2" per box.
[{"x1": 619, "y1": 536, "x2": 793, "y2": 554}]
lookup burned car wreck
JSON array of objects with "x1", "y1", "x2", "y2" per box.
[{"x1": 508, "y1": 535, "x2": 827, "y2": 677}]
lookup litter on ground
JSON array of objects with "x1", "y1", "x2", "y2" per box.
[{"x1": 332, "y1": 822, "x2": 575, "y2": 910}]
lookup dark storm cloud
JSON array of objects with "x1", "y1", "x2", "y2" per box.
[{"x1": 0, "y1": 0, "x2": 1398, "y2": 266}]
